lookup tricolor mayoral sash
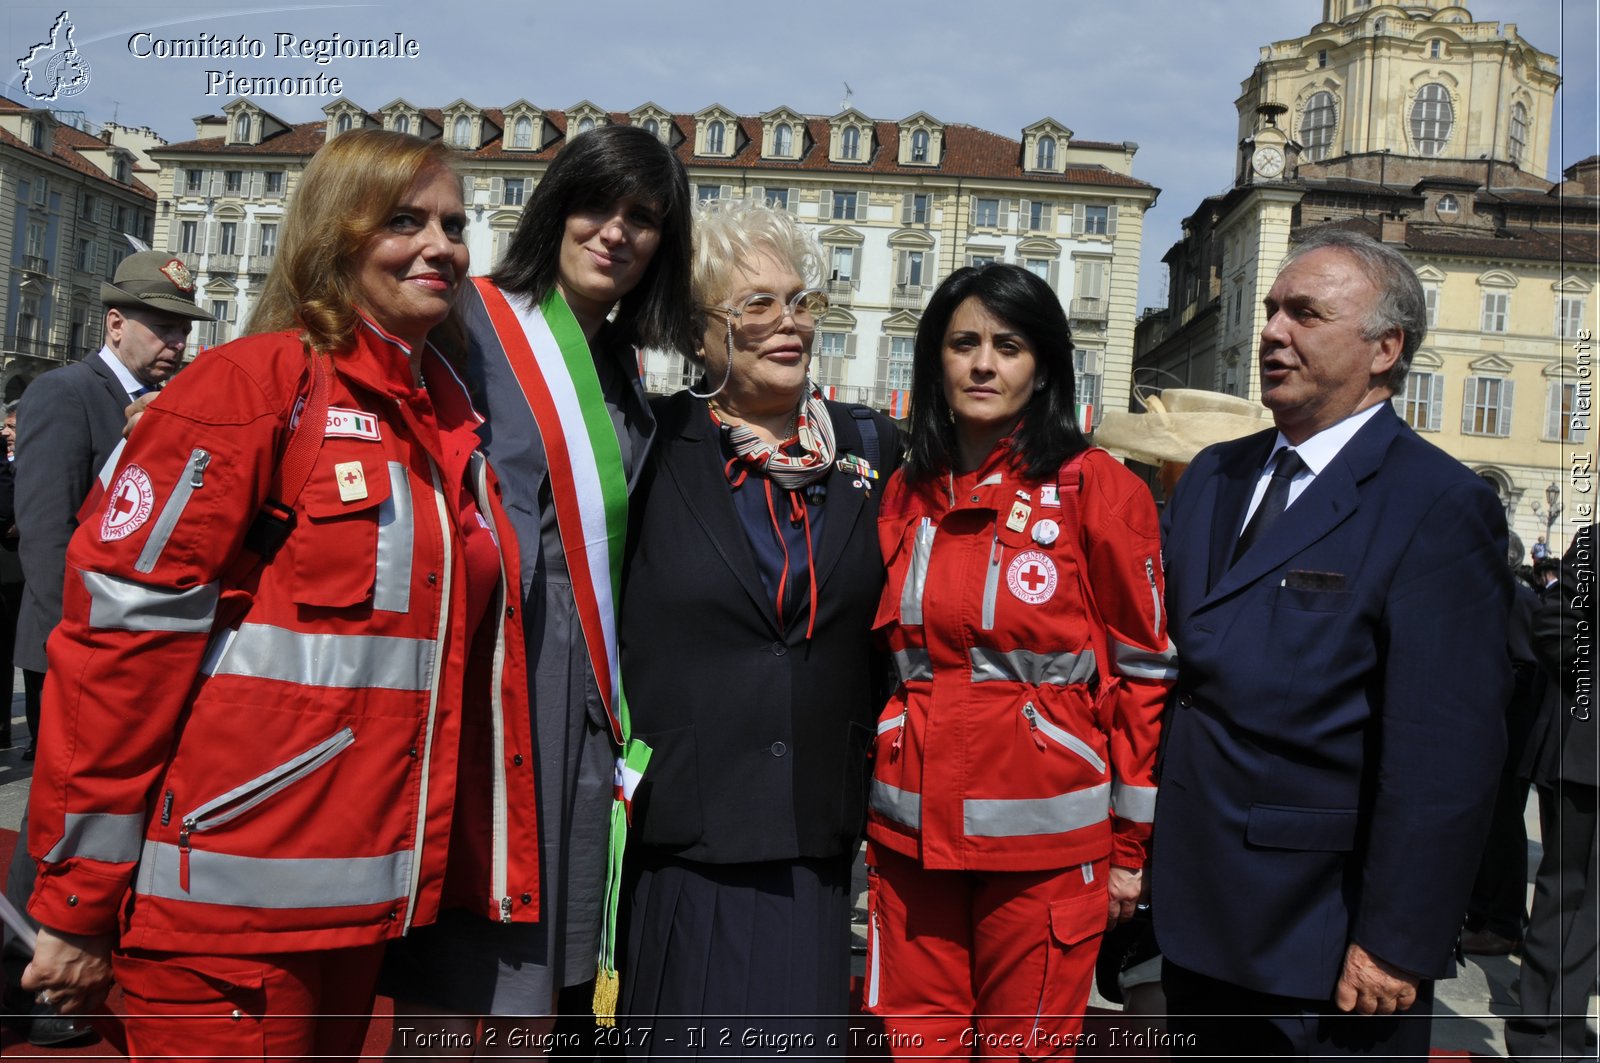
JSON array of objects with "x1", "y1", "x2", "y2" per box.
[{"x1": 470, "y1": 279, "x2": 650, "y2": 1019}]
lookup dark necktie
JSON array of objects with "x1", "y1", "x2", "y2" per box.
[{"x1": 1233, "y1": 448, "x2": 1306, "y2": 563}]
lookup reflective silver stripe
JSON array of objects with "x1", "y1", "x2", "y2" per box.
[
  {"x1": 82, "y1": 572, "x2": 218, "y2": 633},
  {"x1": 185, "y1": 728, "x2": 355, "y2": 831},
  {"x1": 869, "y1": 779, "x2": 921, "y2": 829},
  {"x1": 200, "y1": 623, "x2": 435, "y2": 691},
  {"x1": 1145, "y1": 557, "x2": 1162, "y2": 634},
  {"x1": 135, "y1": 841, "x2": 410, "y2": 909},
  {"x1": 981, "y1": 533, "x2": 1001, "y2": 631},
  {"x1": 867, "y1": 912, "x2": 882, "y2": 1008},
  {"x1": 373, "y1": 461, "x2": 414, "y2": 613},
  {"x1": 876, "y1": 710, "x2": 908, "y2": 737},
  {"x1": 1112, "y1": 780, "x2": 1158, "y2": 824},
  {"x1": 405, "y1": 459, "x2": 452, "y2": 931},
  {"x1": 900, "y1": 522, "x2": 937, "y2": 625},
  {"x1": 964, "y1": 782, "x2": 1111, "y2": 838},
  {"x1": 1113, "y1": 638, "x2": 1179, "y2": 680},
  {"x1": 469, "y1": 451, "x2": 511, "y2": 915},
  {"x1": 43, "y1": 811, "x2": 145, "y2": 864},
  {"x1": 970, "y1": 646, "x2": 1097, "y2": 687},
  {"x1": 135, "y1": 448, "x2": 210, "y2": 574},
  {"x1": 892, "y1": 648, "x2": 932, "y2": 683}
]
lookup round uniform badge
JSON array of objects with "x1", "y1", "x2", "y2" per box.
[
  {"x1": 1006, "y1": 550, "x2": 1058, "y2": 605},
  {"x1": 101, "y1": 464, "x2": 155, "y2": 541},
  {"x1": 1031, "y1": 519, "x2": 1061, "y2": 546}
]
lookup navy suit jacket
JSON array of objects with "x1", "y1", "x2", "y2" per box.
[{"x1": 1152, "y1": 403, "x2": 1511, "y2": 999}]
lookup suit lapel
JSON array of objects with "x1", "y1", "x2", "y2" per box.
[
  {"x1": 89, "y1": 351, "x2": 133, "y2": 411},
  {"x1": 660, "y1": 395, "x2": 780, "y2": 635},
  {"x1": 812, "y1": 406, "x2": 868, "y2": 594},
  {"x1": 1207, "y1": 432, "x2": 1274, "y2": 591}
]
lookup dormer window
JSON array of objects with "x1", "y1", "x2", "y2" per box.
[
  {"x1": 1437, "y1": 194, "x2": 1459, "y2": 217},
  {"x1": 234, "y1": 113, "x2": 252, "y2": 141},
  {"x1": 841, "y1": 127, "x2": 861, "y2": 160},
  {"x1": 643, "y1": 118, "x2": 658, "y2": 137},
  {"x1": 577, "y1": 117, "x2": 595, "y2": 135},
  {"x1": 395, "y1": 114, "x2": 411, "y2": 134},
  {"x1": 28, "y1": 117, "x2": 46, "y2": 150},
  {"x1": 1036, "y1": 135, "x2": 1056, "y2": 170},
  {"x1": 336, "y1": 113, "x2": 353, "y2": 134},
  {"x1": 513, "y1": 116, "x2": 534, "y2": 148},
  {"x1": 911, "y1": 129, "x2": 929, "y2": 163},
  {"x1": 774, "y1": 123, "x2": 793, "y2": 156},
  {"x1": 113, "y1": 156, "x2": 129, "y2": 183},
  {"x1": 706, "y1": 120, "x2": 726, "y2": 154},
  {"x1": 453, "y1": 115, "x2": 472, "y2": 146}
]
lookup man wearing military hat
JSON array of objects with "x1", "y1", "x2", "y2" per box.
[{"x1": 1, "y1": 252, "x2": 209, "y2": 1046}]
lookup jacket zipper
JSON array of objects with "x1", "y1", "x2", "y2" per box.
[
  {"x1": 981, "y1": 529, "x2": 1002, "y2": 631},
  {"x1": 1145, "y1": 557, "x2": 1161, "y2": 632},
  {"x1": 1021, "y1": 702, "x2": 1106, "y2": 774},
  {"x1": 404, "y1": 459, "x2": 452, "y2": 932},
  {"x1": 472, "y1": 453, "x2": 513, "y2": 922},
  {"x1": 177, "y1": 726, "x2": 355, "y2": 891},
  {"x1": 135, "y1": 448, "x2": 211, "y2": 573},
  {"x1": 877, "y1": 708, "x2": 909, "y2": 758}
]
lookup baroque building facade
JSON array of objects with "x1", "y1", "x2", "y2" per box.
[
  {"x1": 0, "y1": 95, "x2": 163, "y2": 399},
  {"x1": 145, "y1": 97, "x2": 1157, "y2": 421},
  {"x1": 1133, "y1": 0, "x2": 1595, "y2": 558}
]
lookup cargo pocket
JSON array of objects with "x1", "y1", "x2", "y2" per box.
[
  {"x1": 115, "y1": 950, "x2": 268, "y2": 1058},
  {"x1": 288, "y1": 453, "x2": 397, "y2": 609}
]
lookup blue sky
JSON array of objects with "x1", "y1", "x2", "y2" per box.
[{"x1": 6, "y1": 0, "x2": 1595, "y2": 309}]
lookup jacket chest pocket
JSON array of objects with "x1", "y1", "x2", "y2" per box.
[{"x1": 289, "y1": 452, "x2": 405, "y2": 610}]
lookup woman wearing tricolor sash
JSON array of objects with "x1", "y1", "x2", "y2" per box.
[{"x1": 381, "y1": 125, "x2": 694, "y2": 1048}]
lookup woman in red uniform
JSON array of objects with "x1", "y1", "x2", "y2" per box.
[
  {"x1": 863, "y1": 264, "x2": 1175, "y2": 1056},
  {"x1": 20, "y1": 129, "x2": 538, "y2": 1060}
]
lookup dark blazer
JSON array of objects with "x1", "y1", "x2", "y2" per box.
[
  {"x1": 1525, "y1": 522, "x2": 1597, "y2": 789},
  {"x1": 1152, "y1": 403, "x2": 1512, "y2": 1000},
  {"x1": 620, "y1": 391, "x2": 901, "y2": 863},
  {"x1": 14, "y1": 350, "x2": 133, "y2": 672}
]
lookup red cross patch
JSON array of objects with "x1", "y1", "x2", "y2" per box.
[
  {"x1": 101, "y1": 465, "x2": 155, "y2": 541},
  {"x1": 1006, "y1": 550, "x2": 1058, "y2": 605}
]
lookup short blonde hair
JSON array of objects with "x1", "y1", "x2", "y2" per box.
[
  {"x1": 248, "y1": 129, "x2": 462, "y2": 355},
  {"x1": 691, "y1": 198, "x2": 824, "y2": 312}
]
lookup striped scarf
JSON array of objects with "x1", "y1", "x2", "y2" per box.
[{"x1": 714, "y1": 383, "x2": 836, "y2": 489}]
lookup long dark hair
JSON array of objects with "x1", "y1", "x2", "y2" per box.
[
  {"x1": 904, "y1": 263, "x2": 1088, "y2": 482},
  {"x1": 491, "y1": 124, "x2": 693, "y2": 355}
]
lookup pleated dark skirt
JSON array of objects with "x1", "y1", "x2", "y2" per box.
[{"x1": 619, "y1": 851, "x2": 853, "y2": 1058}]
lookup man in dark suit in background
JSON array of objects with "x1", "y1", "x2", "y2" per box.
[
  {"x1": 1152, "y1": 228, "x2": 1511, "y2": 1057},
  {"x1": 2, "y1": 252, "x2": 209, "y2": 1045}
]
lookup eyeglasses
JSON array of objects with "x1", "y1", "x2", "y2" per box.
[{"x1": 704, "y1": 288, "x2": 828, "y2": 337}]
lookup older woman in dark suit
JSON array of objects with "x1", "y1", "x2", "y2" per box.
[{"x1": 618, "y1": 198, "x2": 899, "y2": 1053}]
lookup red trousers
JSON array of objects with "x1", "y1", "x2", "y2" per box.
[
  {"x1": 112, "y1": 943, "x2": 385, "y2": 1062},
  {"x1": 864, "y1": 845, "x2": 1108, "y2": 1059}
]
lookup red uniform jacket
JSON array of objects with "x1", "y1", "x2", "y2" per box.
[
  {"x1": 868, "y1": 446, "x2": 1173, "y2": 872},
  {"x1": 28, "y1": 320, "x2": 539, "y2": 955}
]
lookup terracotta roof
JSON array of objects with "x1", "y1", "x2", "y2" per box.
[
  {"x1": 159, "y1": 105, "x2": 1155, "y2": 193},
  {"x1": 1294, "y1": 216, "x2": 1599, "y2": 264},
  {"x1": 0, "y1": 118, "x2": 155, "y2": 199}
]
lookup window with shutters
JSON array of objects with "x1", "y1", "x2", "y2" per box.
[
  {"x1": 179, "y1": 220, "x2": 199, "y2": 254},
  {"x1": 910, "y1": 193, "x2": 931, "y2": 225},
  {"x1": 1082, "y1": 205, "x2": 1110, "y2": 235},
  {"x1": 265, "y1": 172, "x2": 284, "y2": 196},
  {"x1": 696, "y1": 185, "x2": 722, "y2": 203},
  {"x1": 1545, "y1": 381, "x2": 1588, "y2": 442},
  {"x1": 258, "y1": 223, "x2": 278, "y2": 257},
  {"x1": 1036, "y1": 136, "x2": 1056, "y2": 170},
  {"x1": 16, "y1": 295, "x2": 40, "y2": 345},
  {"x1": 186, "y1": 169, "x2": 205, "y2": 194},
  {"x1": 761, "y1": 188, "x2": 789, "y2": 210},
  {"x1": 1481, "y1": 291, "x2": 1509, "y2": 333},
  {"x1": 897, "y1": 250, "x2": 927, "y2": 290},
  {"x1": 1025, "y1": 201, "x2": 1051, "y2": 232},
  {"x1": 70, "y1": 306, "x2": 87, "y2": 356},
  {"x1": 1557, "y1": 295, "x2": 1586, "y2": 339},
  {"x1": 1302, "y1": 92, "x2": 1337, "y2": 162},
  {"x1": 841, "y1": 126, "x2": 861, "y2": 160},
  {"x1": 813, "y1": 332, "x2": 852, "y2": 387},
  {"x1": 225, "y1": 171, "x2": 243, "y2": 194},
  {"x1": 1024, "y1": 258, "x2": 1050, "y2": 282},
  {"x1": 1509, "y1": 102, "x2": 1528, "y2": 167},
  {"x1": 967, "y1": 254, "x2": 998, "y2": 269},
  {"x1": 973, "y1": 198, "x2": 1001, "y2": 228},
  {"x1": 1410, "y1": 84, "x2": 1453, "y2": 157},
  {"x1": 1462, "y1": 376, "x2": 1513, "y2": 436},
  {"x1": 205, "y1": 301, "x2": 232, "y2": 347},
  {"x1": 1424, "y1": 285, "x2": 1439, "y2": 328},
  {"x1": 833, "y1": 191, "x2": 859, "y2": 221},
  {"x1": 886, "y1": 336, "x2": 915, "y2": 391},
  {"x1": 504, "y1": 178, "x2": 526, "y2": 206},
  {"x1": 80, "y1": 193, "x2": 95, "y2": 220},
  {"x1": 829, "y1": 246, "x2": 857, "y2": 285},
  {"x1": 24, "y1": 222, "x2": 45, "y2": 263},
  {"x1": 1392, "y1": 370, "x2": 1443, "y2": 430},
  {"x1": 219, "y1": 222, "x2": 238, "y2": 256},
  {"x1": 1073, "y1": 350, "x2": 1103, "y2": 425},
  {"x1": 706, "y1": 121, "x2": 725, "y2": 154},
  {"x1": 75, "y1": 238, "x2": 92, "y2": 271},
  {"x1": 513, "y1": 116, "x2": 534, "y2": 149}
]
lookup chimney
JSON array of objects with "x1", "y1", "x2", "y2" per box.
[{"x1": 1379, "y1": 213, "x2": 1407, "y2": 244}]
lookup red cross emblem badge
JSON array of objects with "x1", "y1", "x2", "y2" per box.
[
  {"x1": 1006, "y1": 550, "x2": 1058, "y2": 605},
  {"x1": 100, "y1": 464, "x2": 155, "y2": 541}
]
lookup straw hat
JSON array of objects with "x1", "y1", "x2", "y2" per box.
[
  {"x1": 1093, "y1": 388, "x2": 1272, "y2": 466},
  {"x1": 100, "y1": 252, "x2": 213, "y2": 321}
]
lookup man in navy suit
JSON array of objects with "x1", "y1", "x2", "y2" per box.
[{"x1": 1152, "y1": 229, "x2": 1511, "y2": 1057}]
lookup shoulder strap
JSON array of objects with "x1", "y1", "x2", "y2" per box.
[
  {"x1": 239, "y1": 348, "x2": 329, "y2": 564},
  {"x1": 849, "y1": 404, "x2": 879, "y2": 469}
]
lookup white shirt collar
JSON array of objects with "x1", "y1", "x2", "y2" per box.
[
  {"x1": 96, "y1": 346, "x2": 148, "y2": 400},
  {"x1": 1265, "y1": 402, "x2": 1385, "y2": 474}
]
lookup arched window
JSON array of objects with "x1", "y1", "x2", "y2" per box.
[
  {"x1": 643, "y1": 118, "x2": 658, "y2": 137},
  {"x1": 453, "y1": 115, "x2": 472, "y2": 146},
  {"x1": 1035, "y1": 134, "x2": 1056, "y2": 170},
  {"x1": 513, "y1": 116, "x2": 533, "y2": 149},
  {"x1": 1509, "y1": 102, "x2": 1528, "y2": 167},
  {"x1": 234, "y1": 113, "x2": 252, "y2": 142},
  {"x1": 706, "y1": 120, "x2": 725, "y2": 154},
  {"x1": 1410, "y1": 83, "x2": 1454, "y2": 157},
  {"x1": 774, "y1": 122, "x2": 792, "y2": 156},
  {"x1": 394, "y1": 114, "x2": 411, "y2": 134},
  {"x1": 1437, "y1": 194, "x2": 1459, "y2": 217},
  {"x1": 841, "y1": 126, "x2": 861, "y2": 160},
  {"x1": 1301, "y1": 91, "x2": 1337, "y2": 161},
  {"x1": 576, "y1": 116, "x2": 595, "y2": 135},
  {"x1": 335, "y1": 113, "x2": 352, "y2": 134},
  {"x1": 912, "y1": 129, "x2": 930, "y2": 163}
]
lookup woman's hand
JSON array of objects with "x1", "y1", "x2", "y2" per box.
[
  {"x1": 1106, "y1": 865, "x2": 1144, "y2": 927},
  {"x1": 20, "y1": 926, "x2": 114, "y2": 1015}
]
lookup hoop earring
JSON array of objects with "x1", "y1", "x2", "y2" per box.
[{"x1": 688, "y1": 317, "x2": 735, "y2": 399}]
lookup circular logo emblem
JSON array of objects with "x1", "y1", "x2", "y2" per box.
[
  {"x1": 1031, "y1": 518, "x2": 1061, "y2": 546},
  {"x1": 101, "y1": 465, "x2": 155, "y2": 541},
  {"x1": 1007, "y1": 550, "x2": 1058, "y2": 605}
]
